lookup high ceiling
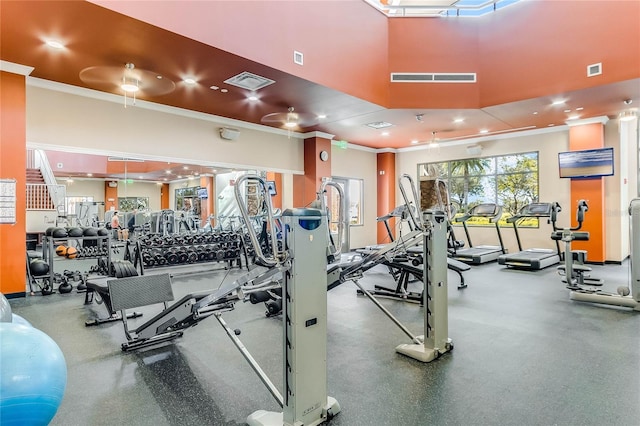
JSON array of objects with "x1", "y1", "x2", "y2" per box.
[{"x1": 2, "y1": 0, "x2": 639, "y2": 175}]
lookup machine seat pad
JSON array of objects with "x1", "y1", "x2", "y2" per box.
[
  {"x1": 447, "y1": 258, "x2": 471, "y2": 272},
  {"x1": 86, "y1": 277, "x2": 110, "y2": 295},
  {"x1": 108, "y1": 273, "x2": 174, "y2": 312}
]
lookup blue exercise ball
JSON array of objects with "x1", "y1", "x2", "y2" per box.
[
  {"x1": 0, "y1": 292, "x2": 12, "y2": 322},
  {"x1": 11, "y1": 313, "x2": 32, "y2": 327},
  {"x1": 0, "y1": 323, "x2": 67, "y2": 425}
]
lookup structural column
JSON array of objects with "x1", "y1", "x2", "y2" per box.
[
  {"x1": 568, "y1": 117, "x2": 608, "y2": 263},
  {"x1": 292, "y1": 134, "x2": 332, "y2": 208},
  {"x1": 377, "y1": 152, "x2": 396, "y2": 244},
  {"x1": 0, "y1": 69, "x2": 29, "y2": 297}
]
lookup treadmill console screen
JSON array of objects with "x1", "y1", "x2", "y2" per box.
[{"x1": 524, "y1": 203, "x2": 551, "y2": 216}]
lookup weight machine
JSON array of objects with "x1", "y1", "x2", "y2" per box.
[{"x1": 555, "y1": 199, "x2": 639, "y2": 310}]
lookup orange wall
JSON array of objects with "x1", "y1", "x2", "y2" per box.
[
  {"x1": 377, "y1": 152, "x2": 396, "y2": 244},
  {"x1": 569, "y1": 123, "x2": 606, "y2": 263},
  {"x1": 478, "y1": 1, "x2": 640, "y2": 106},
  {"x1": 0, "y1": 71, "x2": 27, "y2": 297},
  {"x1": 91, "y1": 0, "x2": 390, "y2": 107}
]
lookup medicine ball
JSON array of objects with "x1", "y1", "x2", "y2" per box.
[
  {"x1": 29, "y1": 259, "x2": 49, "y2": 276},
  {"x1": 65, "y1": 247, "x2": 78, "y2": 259},
  {"x1": 97, "y1": 228, "x2": 109, "y2": 237},
  {"x1": 55, "y1": 245, "x2": 67, "y2": 257},
  {"x1": 83, "y1": 227, "x2": 98, "y2": 237},
  {"x1": 51, "y1": 227, "x2": 68, "y2": 238},
  {"x1": 67, "y1": 227, "x2": 84, "y2": 237},
  {"x1": 45, "y1": 227, "x2": 56, "y2": 237}
]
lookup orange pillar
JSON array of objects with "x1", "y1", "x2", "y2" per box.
[
  {"x1": 161, "y1": 183, "x2": 169, "y2": 210},
  {"x1": 266, "y1": 172, "x2": 283, "y2": 210},
  {"x1": 0, "y1": 71, "x2": 27, "y2": 297},
  {"x1": 377, "y1": 152, "x2": 396, "y2": 244},
  {"x1": 292, "y1": 136, "x2": 332, "y2": 208},
  {"x1": 569, "y1": 120, "x2": 607, "y2": 263},
  {"x1": 105, "y1": 182, "x2": 118, "y2": 211}
]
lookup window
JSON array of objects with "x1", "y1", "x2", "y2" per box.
[
  {"x1": 118, "y1": 197, "x2": 149, "y2": 212},
  {"x1": 418, "y1": 152, "x2": 539, "y2": 226}
]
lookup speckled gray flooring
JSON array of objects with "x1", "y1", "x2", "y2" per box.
[{"x1": 9, "y1": 255, "x2": 639, "y2": 426}]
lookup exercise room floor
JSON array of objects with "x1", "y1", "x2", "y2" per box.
[{"x1": 9, "y1": 255, "x2": 639, "y2": 426}]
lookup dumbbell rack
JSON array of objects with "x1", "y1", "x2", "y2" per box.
[
  {"x1": 42, "y1": 235, "x2": 112, "y2": 279},
  {"x1": 130, "y1": 231, "x2": 248, "y2": 275}
]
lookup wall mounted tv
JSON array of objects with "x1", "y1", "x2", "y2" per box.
[
  {"x1": 196, "y1": 188, "x2": 208, "y2": 199},
  {"x1": 558, "y1": 147, "x2": 614, "y2": 179}
]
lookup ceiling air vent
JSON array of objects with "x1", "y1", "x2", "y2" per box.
[
  {"x1": 224, "y1": 72, "x2": 275, "y2": 91},
  {"x1": 391, "y1": 72, "x2": 476, "y2": 83},
  {"x1": 365, "y1": 121, "x2": 394, "y2": 129},
  {"x1": 587, "y1": 63, "x2": 602, "y2": 77}
]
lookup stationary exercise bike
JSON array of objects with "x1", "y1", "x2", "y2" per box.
[{"x1": 552, "y1": 200, "x2": 603, "y2": 287}]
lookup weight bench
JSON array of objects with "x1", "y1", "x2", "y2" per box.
[{"x1": 84, "y1": 276, "x2": 145, "y2": 326}]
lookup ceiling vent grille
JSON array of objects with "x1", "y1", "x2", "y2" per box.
[
  {"x1": 224, "y1": 72, "x2": 275, "y2": 91},
  {"x1": 391, "y1": 72, "x2": 476, "y2": 83},
  {"x1": 587, "y1": 63, "x2": 602, "y2": 77},
  {"x1": 365, "y1": 121, "x2": 394, "y2": 129}
]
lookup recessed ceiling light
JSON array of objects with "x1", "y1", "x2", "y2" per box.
[
  {"x1": 381, "y1": 131, "x2": 390, "y2": 136},
  {"x1": 138, "y1": 176, "x2": 143, "y2": 179},
  {"x1": 532, "y1": 112, "x2": 538, "y2": 115},
  {"x1": 479, "y1": 129, "x2": 489, "y2": 134},
  {"x1": 210, "y1": 85, "x2": 219, "y2": 90},
  {"x1": 184, "y1": 78, "x2": 197, "y2": 85},
  {"x1": 183, "y1": 166, "x2": 189, "y2": 170},
  {"x1": 220, "y1": 88, "x2": 228, "y2": 93},
  {"x1": 45, "y1": 39, "x2": 64, "y2": 49},
  {"x1": 318, "y1": 114, "x2": 327, "y2": 119},
  {"x1": 564, "y1": 109, "x2": 571, "y2": 113},
  {"x1": 248, "y1": 95, "x2": 258, "y2": 101},
  {"x1": 548, "y1": 124, "x2": 556, "y2": 127},
  {"x1": 163, "y1": 178, "x2": 167, "y2": 181},
  {"x1": 87, "y1": 173, "x2": 92, "y2": 177},
  {"x1": 576, "y1": 107, "x2": 584, "y2": 111},
  {"x1": 453, "y1": 118, "x2": 464, "y2": 123},
  {"x1": 177, "y1": 175, "x2": 183, "y2": 179},
  {"x1": 567, "y1": 114, "x2": 580, "y2": 120},
  {"x1": 411, "y1": 140, "x2": 419, "y2": 144},
  {"x1": 166, "y1": 170, "x2": 171, "y2": 174},
  {"x1": 284, "y1": 122, "x2": 297, "y2": 128},
  {"x1": 551, "y1": 99, "x2": 566, "y2": 106}
]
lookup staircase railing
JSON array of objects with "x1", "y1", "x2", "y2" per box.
[
  {"x1": 26, "y1": 183, "x2": 66, "y2": 211},
  {"x1": 27, "y1": 149, "x2": 66, "y2": 215}
]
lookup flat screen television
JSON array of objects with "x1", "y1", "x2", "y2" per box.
[
  {"x1": 266, "y1": 180, "x2": 277, "y2": 196},
  {"x1": 558, "y1": 147, "x2": 614, "y2": 179},
  {"x1": 196, "y1": 188, "x2": 208, "y2": 199}
]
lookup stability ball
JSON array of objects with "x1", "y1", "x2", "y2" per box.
[
  {"x1": 0, "y1": 323, "x2": 67, "y2": 425},
  {"x1": 11, "y1": 313, "x2": 33, "y2": 327},
  {"x1": 0, "y1": 292, "x2": 12, "y2": 322}
]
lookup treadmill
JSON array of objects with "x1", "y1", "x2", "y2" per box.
[
  {"x1": 498, "y1": 202, "x2": 561, "y2": 270},
  {"x1": 452, "y1": 203, "x2": 506, "y2": 264}
]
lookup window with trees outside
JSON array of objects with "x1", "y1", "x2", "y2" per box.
[{"x1": 417, "y1": 152, "x2": 539, "y2": 227}]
